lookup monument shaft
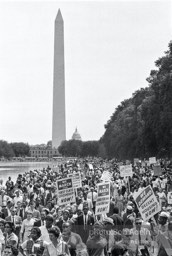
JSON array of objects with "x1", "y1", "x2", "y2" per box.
[{"x1": 52, "y1": 10, "x2": 66, "y2": 148}]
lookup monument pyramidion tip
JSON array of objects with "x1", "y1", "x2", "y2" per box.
[{"x1": 55, "y1": 9, "x2": 63, "y2": 22}]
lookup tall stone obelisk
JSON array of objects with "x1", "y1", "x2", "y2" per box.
[{"x1": 52, "y1": 9, "x2": 66, "y2": 149}]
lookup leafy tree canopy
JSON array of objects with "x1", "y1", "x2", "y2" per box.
[{"x1": 102, "y1": 41, "x2": 172, "y2": 160}]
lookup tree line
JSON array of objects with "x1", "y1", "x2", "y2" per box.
[
  {"x1": 101, "y1": 41, "x2": 172, "y2": 160},
  {"x1": 0, "y1": 141, "x2": 30, "y2": 158},
  {"x1": 58, "y1": 140, "x2": 107, "y2": 158}
]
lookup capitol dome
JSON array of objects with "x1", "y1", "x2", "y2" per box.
[{"x1": 72, "y1": 128, "x2": 82, "y2": 141}]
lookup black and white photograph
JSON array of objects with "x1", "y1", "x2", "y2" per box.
[{"x1": 0, "y1": 1, "x2": 172, "y2": 255}]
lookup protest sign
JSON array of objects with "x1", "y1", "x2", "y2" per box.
[
  {"x1": 95, "y1": 182, "x2": 110, "y2": 215},
  {"x1": 153, "y1": 165, "x2": 162, "y2": 176},
  {"x1": 101, "y1": 171, "x2": 112, "y2": 181},
  {"x1": 168, "y1": 192, "x2": 172, "y2": 204},
  {"x1": 149, "y1": 157, "x2": 156, "y2": 165},
  {"x1": 134, "y1": 185, "x2": 161, "y2": 221},
  {"x1": 56, "y1": 178, "x2": 75, "y2": 206},
  {"x1": 67, "y1": 173, "x2": 82, "y2": 189},
  {"x1": 120, "y1": 165, "x2": 133, "y2": 177}
]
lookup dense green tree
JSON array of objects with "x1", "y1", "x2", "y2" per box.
[
  {"x1": 58, "y1": 140, "x2": 102, "y2": 157},
  {"x1": 98, "y1": 143, "x2": 107, "y2": 158},
  {"x1": 0, "y1": 140, "x2": 14, "y2": 158},
  {"x1": 81, "y1": 141, "x2": 99, "y2": 157},
  {"x1": 58, "y1": 140, "x2": 82, "y2": 157},
  {"x1": 102, "y1": 41, "x2": 172, "y2": 160},
  {"x1": 58, "y1": 141, "x2": 70, "y2": 156},
  {"x1": 10, "y1": 142, "x2": 30, "y2": 157}
]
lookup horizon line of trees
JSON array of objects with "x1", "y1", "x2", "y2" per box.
[
  {"x1": 58, "y1": 140, "x2": 107, "y2": 158},
  {"x1": 0, "y1": 139, "x2": 107, "y2": 159},
  {"x1": 0, "y1": 140, "x2": 30, "y2": 158}
]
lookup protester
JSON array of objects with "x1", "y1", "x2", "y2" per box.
[
  {"x1": 115, "y1": 190, "x2": 124, "y2": 216},
  {"x1": 62, "y1": 221, "x2": 83, "y2": 256},
  {"x1": 19, "y1": 227, "x2": 44, "y2": 256},
  {"x1": 111, "y1": 228, "x2": 134, "y2": 256},
  {"x1": 130, "y1": 217, "x2": 151, "y2": 255},
  {"x1": 75, "y1": 204, "x2": 94, "y2": 244},
  {"x1": 0, "y1": 156, "x2": 171, "y2": 256},
  {"x1": 20, "y1": 210, "x2": 35, "y2": 243},
  {"x1": 55, "y1": 209, "x2": 70, "y2": 232},
  {"x1": 43, "y1": 226, "x2": 70, "y2": 256},
  {"x1": 5, "y1": 207, "x2": 22, "y2": 237},
  {"x1": 110, "y1": 206, "x2": 123, "y2": 232},
  {"x1": 4, "y1": 222, "x2": 18, "y2": 248},
  {"x1": 34, "y1": 210, "x2": 48, "y2": 227},
  {"x1": 40, "y1": 214, "x2": 54, "y2": 243},
  {"x1": 86, "y1": 221, "x2": 107, "y2": 256}
]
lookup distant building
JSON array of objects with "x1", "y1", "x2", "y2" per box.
[
  {"x1": 30, "y1": 141, "x2": 59, "y2": 158},
  {"x1": 72, "y1": 128, "x2": 82, "y2": 141}
]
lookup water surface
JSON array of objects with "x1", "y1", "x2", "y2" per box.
[{"x1": 0, "y1": 162, "x2": 53, "y2": 183}]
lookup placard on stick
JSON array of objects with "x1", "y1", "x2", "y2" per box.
[
  {"x1": 95, "y1": 182, "x2": 110, "y2": 215},
  {"x1": 56, "y1": 178, "x2": 75, "y2": 206},
  {"x1": 134, "y1": 185, "x2": 161, "y2": 221}
]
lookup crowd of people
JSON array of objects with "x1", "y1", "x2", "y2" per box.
[{"x1": 0, "y1": 157, "x2": 171, "y2": 256}]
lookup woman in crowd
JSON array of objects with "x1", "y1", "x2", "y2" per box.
[
  {"x1": 4, "y1": 222, "x2": 18, "y2": 248},
  {"x1": 20, "y1": 210, "x2": 35, "y2": 243},
  {"x1": 43, "y1": 226, "x2": 70, "y2": 256},
  {"x1": 28, "y1": 200, "x2": 40, "y2": 219},
  {"x1": 19, "y1": 227, "x2": 44, "y2": 256}
]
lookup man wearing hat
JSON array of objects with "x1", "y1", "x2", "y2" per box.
[
  {"x1": 158, "y1": 211, "x2": 169, "y2": 233},
  {"x1": 55, "y1": 209, "x2": 70, "y2": 232},
  {"x1": 102, "y1": 217, "x2": 114, "y2": 255},
  {"x1": 123, "y1": 206, "x2": 136, "y2": 229}
]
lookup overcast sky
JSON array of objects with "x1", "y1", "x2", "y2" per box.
[{"x1": 0, "y1": 0, "x2": 171, "y2": 145}]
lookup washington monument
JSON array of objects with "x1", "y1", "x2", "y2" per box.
[{"x1": 52, "y1": 9, "x2": 66, "y2": 149}]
